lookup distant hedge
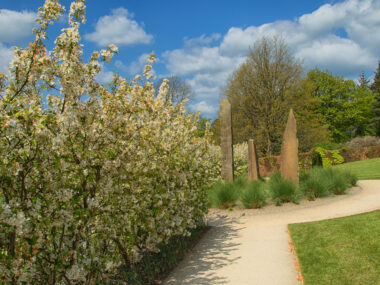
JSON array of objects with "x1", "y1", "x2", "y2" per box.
[{"x1": 258, "y1": 145, "x2": 380, "y2": 176}]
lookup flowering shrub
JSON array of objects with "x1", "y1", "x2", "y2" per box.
[
  {"x1": 0, "y1": 0, "x2": 214, "y2": 283},
  {"x1": 233, "y1": 142, "x2": 248, "y2": 177},
  {"x1": 208, "y1": 142, "x2": 249, "y2": 179}
]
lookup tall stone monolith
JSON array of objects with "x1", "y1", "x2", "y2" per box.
[
  {"x1": 280, "y1": 109, "x2": 299, "y2": 185},
  {"x1": 248, "y1": 139, "x2": 260, "y2": 182},
  {"x1": 220, "y1": 99, "x2": 234, "y2": 182}
]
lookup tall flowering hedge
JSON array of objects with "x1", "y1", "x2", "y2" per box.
[
  {"x1": 0, "y1": 1, "x2": 214, "y2": 283},
  {"x1": 208, "y1": 142, "x2": 249, "y2": 178}
]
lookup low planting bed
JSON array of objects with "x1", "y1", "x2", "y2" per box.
[
  {"x1": 207, "y1": 167, "x2": 357, "y2": 209},
  {"x1": 288, "y1": 210, "x2": 380, "y2": 285}
]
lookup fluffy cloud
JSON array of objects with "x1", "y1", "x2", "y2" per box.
[
  {"x1": 186, "y1": 72, "x2": 232, "y2": 100},
  {"x1": 218, "y1": 0, "x2": 380, "y2": 73},
  {"x1": 85, "y1": 8, "x2": 153, "y2": 47},
  {"x1": 162, "y1": 0, "x2": 380, "y2": 118},
  {"x1": 188, "y1": 100, "x2": 218, "y2": 116},
  {"x1": 0, "y1": 9, "x2": 36, "y2": 73},
  {"x1": 0, "y1": 9, "x2": 36, "y2": 43},
  {"x1": 163, "y1": 47, "x2": 241, "y2": 76},
  {"x1": 296, "y1": 36, "x2": 376, "y2": 74},
  {"x1": 115, "y1": 53, "x2": 154, "y2": 75},
  {"x1": 0, "y1": 43, "x2": 13, "y2": 74},
  {"x1": 184, "y1": 33, "x2": 221, "y2": 48}
]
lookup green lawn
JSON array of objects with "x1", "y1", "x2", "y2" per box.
[
  {"x1": 333, "y1": 158, "x2": 380, "y2": 180},
  {"x1": 289, "y1": 210, "x2": 380, "y2": 285}
]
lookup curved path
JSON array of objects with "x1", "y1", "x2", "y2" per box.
[{"x1": 163, "y1": 180, "x2": 380, "y2": 285}]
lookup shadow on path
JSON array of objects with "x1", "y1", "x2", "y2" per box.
[{"x1": 164, "y1": 217, "x2": 244, "y2": 284}]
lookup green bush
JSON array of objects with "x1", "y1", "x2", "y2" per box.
[
  {"x1": 208, "y1": 180, "x2": 241, "y2": 209},
  {"x1": 300, "y1": 168, "x2": 329, "y2": 200},
  {"x1": 324, "y1": 168, "x2": 350, "y2": 195},
  {"x1": 313, "y1": 142, "x2": 344, "y2": 150},
  {"x1": 234, "y1": 175, "x2": 248, "y2": 189},
  {"x1": 241, "y1": 180, "x2": 267, "y2": 209},
  {"x1": 342, "y1": 171, "x2": 358, "y2": 186},
  {"x1": 303, "y1": 168, "x2": 352, "y2": 196},
  {"x1": 268, "y1": 172, "x2": 298, "y2": 205},
  {"x1": 314, "y1": 147, "x2": 344, "y2": 167},
  {"x1": 301, "y1": 167, "x2": 356, "y2": 198}
]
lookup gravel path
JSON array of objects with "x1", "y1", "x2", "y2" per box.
[{"x1": 163, "y1": 180, "x2": 380, "y2": 285}]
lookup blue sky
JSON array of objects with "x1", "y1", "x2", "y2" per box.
[{"x1": 1, "y1": 0, "x2": 379, "y2": 118}]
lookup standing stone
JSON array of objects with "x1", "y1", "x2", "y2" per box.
[
  {"x1": 220, "y1": 99, "x2": 234, "y2": 182},
  {"x1": 280, "y1": 109, "x2": 299, "y2": 185},
  {"x1": 248, "y1": 139, "x2": 260, "y2": 182}
]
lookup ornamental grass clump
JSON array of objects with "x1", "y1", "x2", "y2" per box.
[
  {"x1": 323, "y1": 168, "x2": 350, "y2": 195},
  {"x1": 342, "y1": 171, "x2": 358, "y2": 186},
  {"x1": 0, "y1": 1, "x2": 215, "y2": 283},
  {"x1": 300, "y1": 167, "x2": 355, "y2": 198},
  {"x1": 300, "y1": 168, "x2": 329, "y2": 200},
  {"x1": 208, "y1": 181, "x2": 241, "y2": 209},
  {"x1": 269, "y1": 172, "x2": 298, "y2": 205},
  {"x1": 241, "y1": 180, "x2": 267, "y2": 209}
]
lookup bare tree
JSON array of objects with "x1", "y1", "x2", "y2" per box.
[{"x1": 155, "y1": 76, "x2": 194, "y2": 105}]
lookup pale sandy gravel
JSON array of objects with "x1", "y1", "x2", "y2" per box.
[{"x1": 163, "y1": 180, "x2": 380, "y2": 285}]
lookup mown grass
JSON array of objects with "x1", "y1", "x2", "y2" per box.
[
  {"x1": 289, "y1": 210, "x2": 380, "y2": 285},
  {"x1": 333, "y1": 158, "x2": 380, "y2": 180}
]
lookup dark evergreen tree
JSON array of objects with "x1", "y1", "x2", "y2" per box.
[
  {"x1": 370, "y1": 62, "x2": 380, "y2": 94},
  {"x1": 371, "y1": 62, "x2": 380, "y2": 136},
  {"x1": 358, "y1": 72, "x2": 370, "y2": 88}
]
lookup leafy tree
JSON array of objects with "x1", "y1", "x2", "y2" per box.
[
  {"x1": 210, "y1": 117, "x2": 221, "y2": 145},
  {"x1": 224, "y1": 36, "x2": 327, "y2": 155},
  {"x1": 308, "y1": 69, "x2": 376, "y2": 142},
  {"x1": 155, "y1": 75, "x2": 194, "y2": 105},
  {"x1": 225, "y1": 36, "x2": 302, "y2": 155},
  {"x1": 194, "y1": 115, "x2": 211, "y2": 138},
  {"x1": 286, "y1": 78, "x2": 330, "y2": 152},
  {"x1": 371, "y1": 62, "x2": 380, "y2": 136}
]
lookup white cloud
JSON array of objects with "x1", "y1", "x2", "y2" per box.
[
  {"x1": 0, "y1": 9, "x2": 36, "y2": 43},
  {"x1": 96, "y1": 64, "x2": 114, "y2": 85},
  {"x1": 187, "y1": 72, "x2": 231, "y2": 100},
  {"x1": 85, "y1": 8, "x2": 153, "y2": 47},
  {"x1": 188, "y1": 100, "x2": 218, "y2": 116},
  {"x1": 161, "y1": 0, "x2": 380, "y2": 117},
  {"x1": 0, "y1": 9, "x2": 36, "y2": 74},
  {"x1": 295, "y1": 36, "x2": 376, "y2": 74},
  {"x1": 184, "y1": 33, "x2": 221, "y2": 48},
  {"x1": 0, "y1": 43, "x2": 13, "y2": 74},
  {"x1": 163, "y1": 47, "x2": 242, "y2": 76},
  {"x1": 115, "y1": 53, "x2": 155, "y2": 75}
]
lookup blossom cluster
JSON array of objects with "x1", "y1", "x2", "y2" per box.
[
  {"x1": 208, "y1": 142, "x2": 249, "y2": 178},
  {"x1": 0, "y1": 1, "x2": 214, "y2": 283}
]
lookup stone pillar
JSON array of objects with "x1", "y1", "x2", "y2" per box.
[
  {"x1": 248, "y1": 139, "x2": 260, "y2": 182},
  {"x1": 280, "y1": 109, "x2": 299, "y2": 185},
  {"x1": 219, "y1": 99, "x2": 234, "y2": 182}
]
